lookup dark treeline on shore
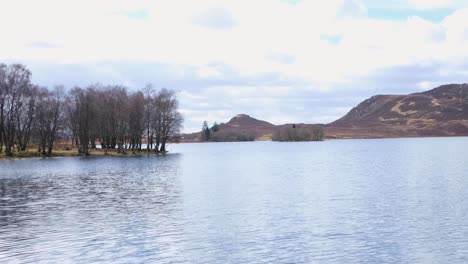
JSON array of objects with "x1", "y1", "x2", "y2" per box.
[
  {"x1": 0, "y1": 63, "x2": 183, "y2": 157},
  {"x1": 272, "y1": 125, "x2": 324, "y2": 142},
  {"x1": 201, "y1": 121, "x2": 255, "y2": 142}
]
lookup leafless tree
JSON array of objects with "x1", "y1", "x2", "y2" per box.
[
  {"x1": 66, "y1": 87, "x2": 98, "y2": 155},
  {"x1": 157, "y1": 89, "x2": 183, "y2": 152},
  {"x1": 0, "y1": 63, "x2": 7, "y2": 152},
  {"x1": 128, "y1": 91, "x2": 145, "y2": 151},
  {"x1": 16, "y1": 85, "x2": 38, "y2": 151},
  {"x1": 0, "y1": 62, "x2": 184, "y2": 156},
  {"x1": 143, "y1": 84, "x2": 155, "y2": 150},
  {"x1": 35, "y1": 86, "x2": 64, "y2": 156},
  {"x1": 1, "y1": 64, "x2": 32, "y2": 156}
]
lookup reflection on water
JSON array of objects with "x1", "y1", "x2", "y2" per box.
[
  {"x1": 0, "y1": 156, "x2": 184, "y2": 263},
  {"x1": 1, "y1": 138, "x2": 468, "y2": 263}
]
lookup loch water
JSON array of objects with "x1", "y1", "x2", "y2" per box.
[{"x1": 1, "y1": 137, "x2": 468, "y2": 263}]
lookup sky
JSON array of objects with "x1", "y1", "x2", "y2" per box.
[{"x1": 1, "y1": 0, "x2": 468, "y2": 132}]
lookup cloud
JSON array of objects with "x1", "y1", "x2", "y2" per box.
[
  {"x1": 193, "y1": 7, "x2": 236, "y2": 30},
  {"x1": 267, "y1": 52, "x2": 296, "y2": 64},
  {"x1": 338, "y1": 0, "x2": 368, "y2": 17},
  {"x1": 26, "y1": 41, "x2": 61, "y2": 49},
  {"x1": 1, "y1": 0, "x2": 468, "y2": 132}
]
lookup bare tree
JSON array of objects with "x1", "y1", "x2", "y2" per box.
[
  {"x1": 0, "y1": 62, "x2": 184, "y2": 156},
  {"x1": 157, "y1": 89, "x2": 183, "y2": 152},
  {"x1": 16, "y1": 85, "x2": 37, "y2": 151},
  {"x1": 65, "y1": 87, "x2": 80, "y2": 148},
  {"x1": 0, "y1": 63, "x2": 7, "y2": 153},
  {"x1": 1, "y1": 64, "x2": 32, "y2": 156},
  {"x1": 66, "y1": 87, "x2": 97, "y2": 156},
  {"x1": 143, "y1": 84, "x2": 155, "y2": 150},
  {"x1": 128, "y1": 91, "x2": 145, "y2": 151},
  {"x1": 34, "y1": 86, "x2": 64, "y2": 156}
]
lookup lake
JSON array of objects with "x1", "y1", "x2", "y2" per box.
[{"x1": 1, "y1": 137, "x2": 468, "y2": 263}]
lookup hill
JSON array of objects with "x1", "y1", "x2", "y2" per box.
[
  {"x1": 222, "y1": 114, "x2": 275, "y2": 129},
  {"x1": 182, "y1": 83, "x2": 468, "y2": 141},
  {"x1": 216, "y1": 114, "x2": 276, "y2": 141},
  {"x1": 326, "y1": 83, "x2": 468, "y2": 138}
]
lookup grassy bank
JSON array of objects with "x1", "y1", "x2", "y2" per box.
[{"x1": 0, "y1": 146, "x2": 167, "y2": 159}]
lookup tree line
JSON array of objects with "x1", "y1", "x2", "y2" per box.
[
  {"x1": 201, "y1": 121, "x2": 255, "y2": 142},
  {"x1": 0, "y1": 63, "x2": 183, "y2": 157},
  {"x1": 272, "y1": 125, "x2": 324, "y2": 142}
]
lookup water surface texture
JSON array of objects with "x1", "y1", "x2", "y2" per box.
[{"x1": 1, "y1": 137, "x2": 468, "y2": 263}]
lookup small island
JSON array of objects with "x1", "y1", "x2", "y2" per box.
[{"x1": 0, "y1": 63, "x2": 183, "y2": 158}]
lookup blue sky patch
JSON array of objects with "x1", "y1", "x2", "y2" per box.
[
  {"x1": 367, "y1": 7, "x2": 454, "y2": 22},
  {"x1": 115, "y1": 9, "x2": 148, "y2": 20},
  {"x1": 321, "y1": 34, "x2": 342, "y2": 45}
]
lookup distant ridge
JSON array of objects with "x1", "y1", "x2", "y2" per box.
[
  {"x1": 333, "y1": 83, "x2": 468, "y2": 124},
  {"x1": 326, "y1": 83, "x2": 468, "y2": 138},
  {"x1": 183, "y1": 83, "x2": 468, "y2": 141}
]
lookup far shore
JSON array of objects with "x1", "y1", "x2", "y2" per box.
[
  {"x1": 179, "y1": 134, "x2": 468, "y2": 143},
  {"x1": 2, "y1": 135, "x2": 467, "y2": 160}
]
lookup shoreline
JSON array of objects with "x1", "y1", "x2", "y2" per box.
[
  {"x1": 0, "y1": 148, "x2": 168, "y2": 160},
  {"x1": 2, "y1": 135, "x2": 467, "y2": 159},
  {"x1": 179, "y1": 134, "x2": 468, "y2": 143}
]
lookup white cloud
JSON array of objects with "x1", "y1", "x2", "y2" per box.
[
  {"x1": 1, "y1": 0, "x2": 467, "y2": 83},
  {"x1": 197, "y1": 66, "x2": 221, "y2": 78},
  {"x1": 193, "y1": 7, "x2": 236, "y2": 30},
  {"x1": 1, "y1": 0, "x2": 468, "y2": 132},
  {"x1": 418, "y1": 81, "x2": 435, "y2": 90}
]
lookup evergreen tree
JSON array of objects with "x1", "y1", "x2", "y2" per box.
[
  {"x1": 202, "y1": 121, "x2": 210, "y2": 141},
  {"x1": 211, "y1": 122, "x2": 220, "y2": 132}
]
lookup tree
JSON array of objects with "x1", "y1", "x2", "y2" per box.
[
  {"x1": 66, "y1": 87, "x2": 97, "y2": 156},
  {"x1": 0, "y1": 62, "x2": 184, "y2": 156},
  {"x1": 1, "y1": 64, "x2": 32, "y2": 156},
  {"x1": 142, "y1": 84, "x2": 155, "y2": 150},
  {"x1": 16, "y1": 85, "x2": 37, "y2": 151},
  {"x1": 35, "y1": 87, "x2": 64, "y2": 156},
  {"x1": 312, "y1": 127, "x2": 324, "y2": 141},
  {"x1": 157, "y1": 89, "x2": 183, "y2": 152},
  {"x1": 202, "y1": 121, "x2": 210, "y2": 141},
  {"x1": 0, "y1": 63, "x2": 6, "y2": 153},
  {"x1": 211, "y1": 122, "x2": 220, "y2": 132},
  {"x1": 272, "y1": 125, "x2": 324, "y2": 142},
  {"x1": 45, "y1": 86, "x2": 64, "y2": 156},
  {"x1": 210, "y1": 130, "x2": 255, "y2": 142},
  {"x1": 128, "y1": 91, "x2": 145, "y2": 151}
]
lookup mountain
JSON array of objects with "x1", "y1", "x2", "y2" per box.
[
  {"x1": 183, "y1": 83, "x2": 468, "y2": 141},
  {"x1": 326, "y1": 83, "x2": 468, "y2": 138}
]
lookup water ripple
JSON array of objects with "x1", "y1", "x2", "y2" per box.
[{"x1": 0, "y1": 139, "x2": 468, "y2": 263}]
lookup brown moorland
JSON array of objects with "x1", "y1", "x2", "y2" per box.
[{"x1": 184, "y1": 83, "x2": 468, "y2": 141}]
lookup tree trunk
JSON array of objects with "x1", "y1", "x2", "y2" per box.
[
  {"x1": 5, "y1": 142, "x2": 12, "y2": 156},
  {"x1": 160, "y1": 139, "x2": 166, "y2": 152},
  {"x1": 47, "y1": 143, "x2": 53, "y2": 157}
]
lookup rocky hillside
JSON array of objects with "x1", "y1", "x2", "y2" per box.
[
  {"x1": 221, "y1": 114, "x2": 275, "y2": 129},
  {"x1": 326, "y1": 83, "x2": 468, "y2": 138},
  {"x1": 216, "y1": 114, "x2": 276, "y2": 140},
  {"x1": 334, "y1": 84, "x2": 468, "y2": 124},
  {"x1": 223, "y1": 114, "x2": 275, "y2": 129}
]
